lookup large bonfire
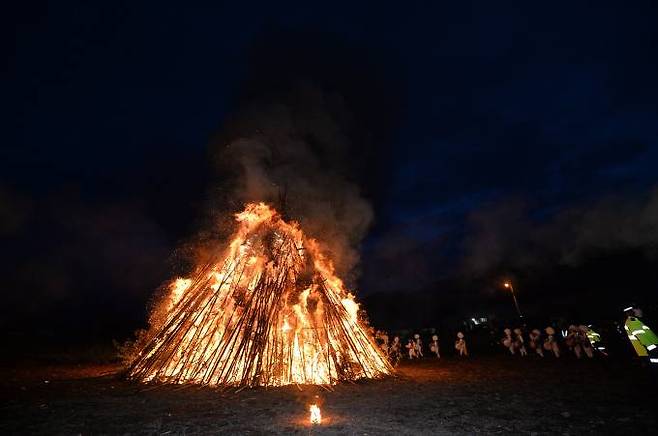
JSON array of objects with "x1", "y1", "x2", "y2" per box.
[{"x1": 128, "y1": 203, "x2": 392, "y2": 387}]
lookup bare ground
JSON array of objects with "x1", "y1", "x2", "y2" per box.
[{"x1": 1, "y1": 356, "x2": 656, "y2": 435}]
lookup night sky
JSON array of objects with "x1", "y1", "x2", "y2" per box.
[{"x1": 4, "y1": 2, "x2": 658, "y2": 342}]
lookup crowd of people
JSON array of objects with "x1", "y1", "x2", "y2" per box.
[
  {"x1": 375, "y1": 330, "x2": 469, "y2": 366},
  {"x1": 499, "y1": 325, "x2": 599, "y2": 359},
  {"x1": 374, "y1": 306, "x2": 658, "y2": 366}
]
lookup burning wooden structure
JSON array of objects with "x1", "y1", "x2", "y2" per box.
[{"x1": 128, "y1": 203, "x2": 391, "y2": 387}]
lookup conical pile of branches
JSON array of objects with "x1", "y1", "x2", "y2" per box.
[{"x1": 128, "y1": 203, "x2": 391, "y2": 387}]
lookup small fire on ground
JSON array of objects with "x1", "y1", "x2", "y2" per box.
[{"x1": 309, "y1": 404, "x2": 322, "y2": 424}]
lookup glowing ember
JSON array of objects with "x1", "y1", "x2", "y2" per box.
[
  {"x1": 128, "y1": 202, "x2": 392, "y2": 387},
  {"x1": 309, "y1": 404, "x2": 321, "y2": 424}
]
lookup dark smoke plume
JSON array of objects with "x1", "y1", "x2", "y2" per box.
[
  {"x1": 210, "y1": 84, "x2": 373, "y2": 282},
  {"x1": 202, "y1": 30, "x2": 402, "y2": 284}
]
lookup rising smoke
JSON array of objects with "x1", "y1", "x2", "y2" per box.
[
  {"x1": 209, "y1": 83, "x2": 374, "y2": 283},
  {"x1": 197, "y1": 28, "x2": 403, "y2": 285}
]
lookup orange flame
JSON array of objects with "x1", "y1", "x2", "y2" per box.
[
  {"x1": 309, "y1": 404, "x2": 321, "y2": 424},
  {"x1": 129, "y1": 203, "x2": 391, "y2": 387}
]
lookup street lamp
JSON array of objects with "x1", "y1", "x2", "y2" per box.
[{"x1": 504, "y1": 281, "x2": 523, "y2": 318}]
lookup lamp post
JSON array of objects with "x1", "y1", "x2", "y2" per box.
[{"x1": 504, "y1": 281, "x2": 523, "y2": 318}]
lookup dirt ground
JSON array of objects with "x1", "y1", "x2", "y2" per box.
[{"x1": 1, "y1": 356, "x2": 656, "y2": 435}]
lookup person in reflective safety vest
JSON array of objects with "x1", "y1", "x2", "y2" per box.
[
  {"x1": 624, "y1": 307, "x2": 658, "y2": 364},
  {"x1": 585, "y1": 325, "x2": 607, "y2": 356}
]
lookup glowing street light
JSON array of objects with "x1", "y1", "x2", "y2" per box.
[{"x1": 504, "y1": 281, "x2": 523, "y2": 318}]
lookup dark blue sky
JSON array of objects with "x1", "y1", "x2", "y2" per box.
[{"x1": 4, "y1": 2, "x2": 658, "y2": 334}]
